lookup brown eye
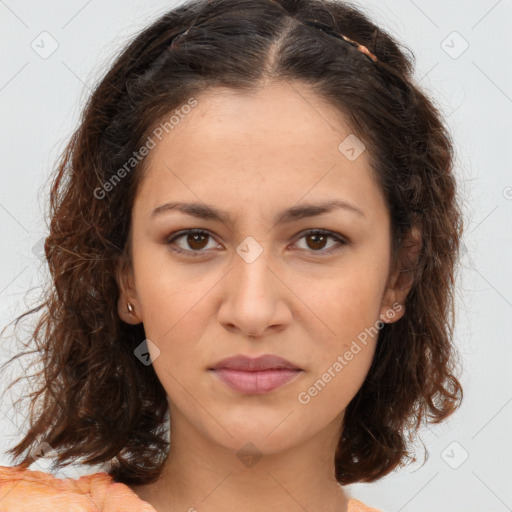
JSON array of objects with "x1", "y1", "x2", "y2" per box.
[
  {"x1": 305, "y1": 232, "x2": 328, "y2": 250},
  {"x1": 185, "y1": 232, "x2": 209, "y2": 250},
  {"x1": 294, "y1": 229, "x2": 347, "y2": 255},
  {"x1": 166, "y1": 229, "x2": 219, "y2": 256}
]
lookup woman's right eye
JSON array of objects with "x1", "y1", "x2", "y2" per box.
[{"x1": 166, "y1": 229, "x2": 221, "y2": 257}]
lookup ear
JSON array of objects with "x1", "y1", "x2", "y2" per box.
[
  {"x1": 115, "y1": 252, "x2": 142, "y2": 325},
  {"x1": 379, "y1": 226, "x2": 422, "y2": 324}
]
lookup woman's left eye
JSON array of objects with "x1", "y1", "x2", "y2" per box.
[
  {"x1": 165, "y1": 229, "x2": 347, "y2": 257},
  {"x1": 293, "y1": 229, "x2": 347, "y2": 254}
]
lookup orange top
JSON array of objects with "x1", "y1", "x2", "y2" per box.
[{"x1": 0, "y1": 464, "x2": 382, "y2": 511}]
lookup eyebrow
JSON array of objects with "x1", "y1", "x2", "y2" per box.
[{"x1": 150, "y1": 199, "x2": 366, "y2": 224}]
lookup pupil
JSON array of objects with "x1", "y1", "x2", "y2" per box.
[
  {"x1": 189, "y1": 233, "x2": 207, "y2": 250},
  {"x1": 309, "y1": 233, "x2": 326, "y2": 250}
]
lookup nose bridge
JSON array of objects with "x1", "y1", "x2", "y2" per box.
[
  {"x1": 232, "y1": 235, "x2": 275, "y2": 304},
  {"x1": 218, "y1": 235, "x2": 288, "y2": 336}
]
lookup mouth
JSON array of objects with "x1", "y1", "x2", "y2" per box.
[
  {"x1": 208, "y1": 353, "x2": 303, "y2": 395},
  {"x1": 209, "y1": 368, "x2": 303, "y2": 394}
]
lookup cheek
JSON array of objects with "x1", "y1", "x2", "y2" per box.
[
  {"x1": 296, "y1": 282, "x2": 380, "y2": 416},
  {"x1": 293, "y1": 263, "x2": 386, "y2": 346},
  {"x1": 338, "y1": 252, "x2": 390, "y2": 324},
  {"x1": 132, "y1": 245, "x2": 217, "y2": 338},
  {"x1": 295, "y1": 341, "x2": 376, "y2": 433},
  {"x1": 290, "y1": 266, "x2": 384, "y2": 410}
]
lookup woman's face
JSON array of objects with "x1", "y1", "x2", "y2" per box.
[{"x1": 117, "y1": 81, "x2": 407, "y2": 456}]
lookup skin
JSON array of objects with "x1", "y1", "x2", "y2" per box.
[{"x1": 116, "y1": 80, "x2": 418, "y2": 512}]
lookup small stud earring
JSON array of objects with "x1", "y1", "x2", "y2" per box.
[{"x1": 127, "y1": 302, "x2": 135, "y2": 315}]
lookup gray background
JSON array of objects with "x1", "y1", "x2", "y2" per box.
[{"x1": 1, "y1": 1, "x2": 511, "y2": 511}]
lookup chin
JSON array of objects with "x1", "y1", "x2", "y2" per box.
[{"x1": 206, "y1": 413, "x2": 310, "y2": 456}]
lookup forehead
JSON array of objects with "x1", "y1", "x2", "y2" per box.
[{"x1": 134, "y1": 81, "x2": 386, "y2": 224}]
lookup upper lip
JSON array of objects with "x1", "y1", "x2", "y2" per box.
[{"x1": 209, "y1": 354, "x2": 302, "y2": 371}]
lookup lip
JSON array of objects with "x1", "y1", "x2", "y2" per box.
[
  {"x1": 208, "y1": 354, "x2": 303, "y2": 395},
  {"x1": 209, "y1": 354, "x2": 302, "y2": 372}
]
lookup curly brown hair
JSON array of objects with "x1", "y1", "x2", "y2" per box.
[{"x1": 1, "y1": 0, "x2": 463, "y2": 486}]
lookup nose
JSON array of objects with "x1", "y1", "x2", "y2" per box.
[{"x1": 216, "y1": 240, "x2": 292, "y2": 339}]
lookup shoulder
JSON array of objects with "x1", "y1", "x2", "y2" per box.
[
  {"x1": 0, "y1": 464, "x2": 156, "y2": 511},
  {"x1": 1, "y1": 466, "x2": 381, "y2": 512},
  {"x1": 347, "y1": 497, "x2": 384, "y2": 512}
]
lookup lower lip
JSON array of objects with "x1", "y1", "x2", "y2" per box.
[{"x1": 210, "y1": 368, "x2": 302, "y2": 394}]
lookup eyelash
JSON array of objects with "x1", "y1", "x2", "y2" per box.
[{"x1": 165, "y1": 229, "x2": 348, "y2": 258}]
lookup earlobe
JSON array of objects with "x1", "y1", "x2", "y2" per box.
[
  {"x1": 380, "y1": 226, "x2": 422, "y2": 324},
  {"x1": 115, "y1": 255, "x2": 142, "y2": 325},
  {"x1": 380, "y1": 301, "x2": 406, "y2": 323},
  {"x1": 117, "y1": 296, "x2": 142, "y2": 325}
]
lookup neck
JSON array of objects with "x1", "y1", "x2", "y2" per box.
[{"x1": 129, "y1": 405, "x2": 349, "y2": 512}]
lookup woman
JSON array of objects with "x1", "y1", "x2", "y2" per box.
[{"x1": 0, "y1": 0, "x2": 463, "y2": 510}]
